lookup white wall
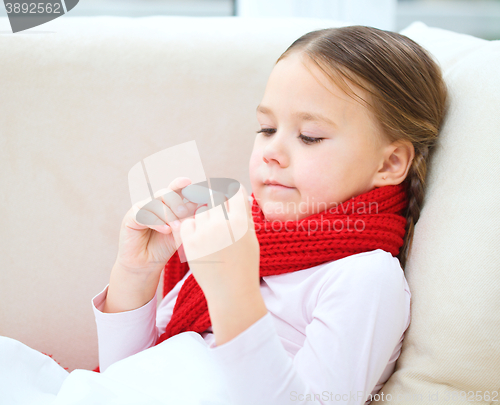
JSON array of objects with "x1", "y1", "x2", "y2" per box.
[
  {"x1": 1, "y1": 0, "x2": 498, "y2": 40},
  {"x1": 235, "y1": 0, "x2": 397, "y2": 30}
]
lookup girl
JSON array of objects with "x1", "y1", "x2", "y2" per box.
[
  {"x1": 92, "y1": 25, "x2": 447, "y2": 405},
  {"x1": 0, "y1": 25, "x2": 447, "y2": 405}
]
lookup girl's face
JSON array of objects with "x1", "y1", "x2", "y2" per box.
[{"x1": 249, "y1": 51, "x2": 391, "y2": 222}]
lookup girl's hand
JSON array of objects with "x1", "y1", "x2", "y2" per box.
[
  {"x1": 175, "y1": 184, "x2": 260, "y2": 302},
  {"x1": 115, "y1": 177, "x2": 198, "y2": 274}
]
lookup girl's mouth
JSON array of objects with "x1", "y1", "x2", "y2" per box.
[{"x1": 266, "y1": 184, "x2": 294, "y2": 190}]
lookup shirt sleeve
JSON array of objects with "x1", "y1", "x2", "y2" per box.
[
  {"x1": 207, "y1": 255, "x2": 409, "y2": 405},
  {"x1": 92, "y1": 285, "x2": 159, "y2": 372},
  {"x1": 92, "y1": 269, "x2": 192, "y2": 372}
]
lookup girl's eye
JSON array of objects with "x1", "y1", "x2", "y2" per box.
[
  {"x1": 299, "y1": 134, "x2": 324, "y2": 144},
  {"x1": 256, "y1": 128, "x2": 276, "y2": 136},
  {"x1": 256, "y1": 129, "x2": 324, "y2": 145}
]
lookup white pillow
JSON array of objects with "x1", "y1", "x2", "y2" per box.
[{"x1": 372, "y1": 22, "x2": 500, "y2": 403}]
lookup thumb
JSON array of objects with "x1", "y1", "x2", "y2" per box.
[{"x1": 169, "y1": 219, "x2": 184, "y2": 253}]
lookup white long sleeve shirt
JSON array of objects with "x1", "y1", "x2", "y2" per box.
[{"x1": 92, "y1": 248, "x2": 411, "y2": 405}]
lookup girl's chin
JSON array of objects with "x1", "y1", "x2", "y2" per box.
[
  {"x1": 254, "y1": 196, "x2": 303, "y2": 222},
  {"x1": 262, "y1": 208, "x2": 299, "y2": 223}
]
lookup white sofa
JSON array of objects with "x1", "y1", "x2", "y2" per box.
[{"x1": 0, "y1": 16, "x2": 499, "y2": 403}]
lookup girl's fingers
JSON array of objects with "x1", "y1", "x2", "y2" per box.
[
  {"x1": 185, "y1": 201, "x2": 198, "y2": 213},
  {"x1": 194, "y1": 204, "x2": 209, "y2": 217},
  {"x1": 134, "y1": 205, "x2": 166, "y2": 228},
  {"x1": 140, "y1": 197, "x2": 178, "y2": 225},
  {"x1": 169, "y1": 220, "x2": 184, "y2": 249},
  {"x1": 132, "y1": 178, "x2": 211, "y2": 239},
  {"x1": 152, "y1": 224, "x2": 172, "y2": 234},
  {"x1": 159, "y1": 177, "x2": 193, "y2": 219},
  {"x1": 131, "y1": 199, "x2": 175, "y2": 235}
]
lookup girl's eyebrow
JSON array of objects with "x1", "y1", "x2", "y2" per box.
[{"x1": 256, "y1": 104, "x2": 337, "y2": 128}]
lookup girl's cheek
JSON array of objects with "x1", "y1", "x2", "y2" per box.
[{"x1": 248, "y1": 152, "x2": 260, "y2": 176}]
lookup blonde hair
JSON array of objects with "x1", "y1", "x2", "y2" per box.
[{"x1": 276, "y1": 25, "x2": 448, "y2": 270}]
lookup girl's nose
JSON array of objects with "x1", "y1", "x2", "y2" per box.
[{"x1": 262, "y1": 135, "x2": 289, "y2": 167}]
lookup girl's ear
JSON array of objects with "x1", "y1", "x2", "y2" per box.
[{"x1": 373, "y1": 140, "x2": 415, "y2": 187}]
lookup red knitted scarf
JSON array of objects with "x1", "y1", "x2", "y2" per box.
[{"x1": 155, "y1": 183, "x2": 408, "y2": 345}]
